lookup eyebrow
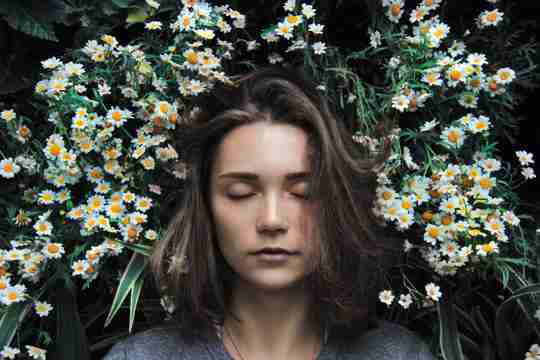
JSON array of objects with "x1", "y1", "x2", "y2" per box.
[{"x1": 218, "y1": 171, "x2": 312, "y2": 181}]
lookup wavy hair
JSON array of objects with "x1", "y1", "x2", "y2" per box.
[{"x1": 150, "y1": 66, "x2": 399, "y2": 345}]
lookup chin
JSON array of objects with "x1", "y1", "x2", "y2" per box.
[{"x1": 240, "y1": 270, "x2": 308, "y2": 293}]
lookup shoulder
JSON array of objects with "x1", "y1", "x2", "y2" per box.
[
  {"x1": 102, "y1": 324, "x2": 215, "y2": 360},
  {"x1": 339, "y1": 320, "x2": 437, "y2": 360}
]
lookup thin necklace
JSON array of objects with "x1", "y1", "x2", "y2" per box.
[{"x1": 222, "y1": 323, "x2": 322, "y2": 360}]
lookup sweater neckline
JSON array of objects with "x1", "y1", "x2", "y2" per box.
[{"x1": 210, "y1": 324, "x2": 334, "y2": 360}]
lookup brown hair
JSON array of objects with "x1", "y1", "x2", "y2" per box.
[{"x1": 151, "y1": 66, "x2": 399, "y2": 345}]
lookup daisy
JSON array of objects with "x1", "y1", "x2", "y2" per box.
[
  {"x1": 422, "y1": 71, "x2": 443, "y2": 86},
  {"x1": 135, "y1": 196, "x2": 153, "y2": 212},
  {"x1": 72, "y1": 259, "x2": 89, "y2": 276},
  {"x1": 424, "y1": 224, "x2": 444, "y2": 245},
  {"x1": 41, "y1": 56, "x2": 62, "y2": 69},
  {"x1": 440, "y1": 126, "x2": 465, "y2": 148},
  {"x1": 0, "y1": 346, "x2": 20, "y2": 359},
  {"x1": 478, "y1": 9, "x2": 504, "y2": 28},
  {"x1": 440, "y1": 196, "x2": 460, "y2": 213},
  {"x1": 391, "y1": 94, "x2": 410, "y2": 112},
  {"x1": 420, "y1": 0, "x2": 442, "y2": 11},
  {"x1": 379, "y1": 290, "x2": 395, "y2": 306},
  {"x1": 122, "y1": 191, "x2": 137, "y2": 203},
  {"x1": 64, "y1": 62, "x2": 85, "y2": 77},
  {"x1": 43, "y1": 242, "x2": 65, "y2": 259},
  {"x1": 285, "y1": 14, "x2": 303, "y2": 27},
  {"x1": 87, "y1": 195, "x2": 106, "y2": 212},
  {"x1": 98, "y1": 83, "x2": 111, "y2": 96},
  {"x1": 386, "y1": 0, "x2": 404, "y2": 23},
  {"x1": 0, "y1": 158, "x2": 21, "y2": 179},
  {"x1": 425, "y1": 283, "x2": 442, "y2": 302},
  {"x1": 522, "y1": 167, "x2": 536, "y2": 180},
  {"x1": 26, "y1": 345, "x2": 47, "y2": 360},
  {"x1": 177, "y1": 13, "x2": 194, "y2": 32},
  {"x1": 369, "y1": 30, "x2": 381, "y2": 48},
  {"x1": 283, "y1": 0, "x2": 296, "y2": 12},
  {"x1": 1, "y1": 109, "x2": 16, "y2": 122},
  {"x1": 467, "y1": 53, "x2": 487, "y2": 67},
  {"x1": 34, "y1": 301, "x2": 53, "y2": 317},
  {"x1": 145, "y1": 21, "x2": 163, "y2": 30},
  {"x1": 33, "y1": 220, "x2": 53, "y2": 236},
  {"x1": 1, "y1": 284, "x2": 27, "y2": 305},
  {"x1": 494, "y1": 67, "x2": 515, "y2": 84},
  {"x1": 515, "y1": 150, "x2": 534, "y2": 166},
  {"x1": 308, "y1": 23, "x2": 324, "y2": 35},
  {"x1": 301, "y1": 4, "x2": 316, "y2": 18},
  {"x1": 194, "y1": 29, "x2": 215, "y2": 40},
  {"x1": 476, "y1": 241, "x2": 499, "y2": 256},
  {"x1": 430, "y1": 22, "x2": 450, "y2": 41},
  {"x1": 398, "y1": 294, "x2": 413, "y2": 309},
  {"x1": 37, "y1": 190, "x2": 56, "y2": 205},
  {"x1": 312, "y1": 42, "x2": 327, "y2": 55},
  {"x1": 276, "y1": 21, "x2": 294, "y2": 39},
  {"x1": 145, "y1": 229, "x2": 159, "y2": 241},
  {"x1": 479, "y1": 158, "x2": 501, "y2": 173},
  {"x1": 86, "y1": 166, "x2": 105, "y2": 183},
  {"x1": 107, "y1": 107, "x2": 133, "y2": 127},
  {"x1": 502, "y1": 210, "x2": 520, "y2": 226},
  {"x1": 458, "y1": 92, "x2": 478, "y2": 109},
  {"x1": 446, "y1": 64, "x2": 467, "y2": 87},
  {"x1": 420, "y1": 119, "x2": 439, "y2": 132},
  {"x1": 409, "y1": 8, "x2": 427, "y2": 23}
]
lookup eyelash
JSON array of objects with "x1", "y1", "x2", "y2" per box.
[{"x1": 227, "y1": 193, "x2": 309, "y2": 200}]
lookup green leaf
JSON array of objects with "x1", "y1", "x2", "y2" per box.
[
  {"x1": 0, "y1": 302, "x2": 31, "y2": 349},
  {"x1": 50, "y1": 279, "x2": 91, "y2": 360},
  {"x1": 3, "y1": 6, "x2": 58, "y2": 41},
  {"x1": 104, "y1": 252, "x2": 148, "y2": 329},
  {"x1": 129, "y1": 275, "x2": 145, "y2": 333},
  {"x1": 118, "y1": 241, "x2": 153, "y2": 257},
  {"x1": 495, "y1": 283, "x2": 540, "y2": 359},
  {"x1": 126, "y1": 7, "x2": 149, "y2": 24},
  {"x1": 437, "y1": 292, "x2": 465, "y2": 360},
  {"x1": 111, "y1": 0, "x2": 136, "y2": 8}
]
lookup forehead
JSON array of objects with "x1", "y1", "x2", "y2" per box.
[{"x1": 212, "y1": 122, "x2": 311, "y2": 176}]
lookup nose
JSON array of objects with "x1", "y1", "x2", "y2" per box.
[{"x1": 256, "y1": 192, "x2": 289, "y2": 234}]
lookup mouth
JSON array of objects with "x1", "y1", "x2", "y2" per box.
[{"x1": 252, "y1": 247, "x2": 299, "y2": 255}]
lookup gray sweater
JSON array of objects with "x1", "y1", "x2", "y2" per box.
[{"x1": 103, "y1": 320, "x2": 437, "y2": 359}]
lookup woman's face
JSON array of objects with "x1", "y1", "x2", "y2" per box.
[{"x1": 210, "y1": 122, "x2": 319, "y2": 293}]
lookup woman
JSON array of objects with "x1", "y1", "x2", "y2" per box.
[{"x1": 104, "y1": 67, "x2": 436, "y2": 359}]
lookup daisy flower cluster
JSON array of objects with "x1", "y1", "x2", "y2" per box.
[
  {"x1": 162, "y1": 0, "x2": 247, "y2": 96},
  {"x1": 381, "y1": 1, "x2": 514, "y2": 113},
  {"x1": 0, "y1": 0, "x2": 255, "y2": 352},
  {"x1": 379, "y1": 282, "x2": 441, "y2": 309},
  {"x1": 368, "y1": 0, "x2": 534, "y2": 311},
  {"x1": 374, "y1": 109, "x2": 526, "y2": 279},
  {"x1": 261, "y1": 0, "x2": 326, "y2": 60}
]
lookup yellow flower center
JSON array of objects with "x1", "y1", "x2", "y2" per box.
[
  {"x1": 112, "y1": 111, "x2": 123, "y2": 122},
  {"x1": 479, "y1": 177, "x2": 493, "y2": 189},
  {"x1": 3, "y1": 163, "x2": 13, "y2": 173},
  {"x1": 47, "y1": 244, "x2": 60, "y2": 254},
  {"x1": 186, "y1": 51, "x2": 198, "y2": 65},
  {"x1": 390, "y1": 4, "x2": 401, "y2": 16},
  {"x1": 450, "y1": 69, "x2": 462, "y2": 81},
  {"x1": 428, "y1": 227, "x2": 440, "y2": 238},
  {"x1": 447, "y1": 130, "x2": 460, "y2": 143},
  {"x1": 486, "y1": 12, "x2": 497, "y2": 23},
  {"x1": 49, "y1": 143, "x2": 62, "y2": 157}
]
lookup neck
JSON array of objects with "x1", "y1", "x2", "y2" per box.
[{"x1": 222, "y1": 278, "x2": 324, "y2": 360}]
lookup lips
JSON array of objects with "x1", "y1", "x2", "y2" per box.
[{"x1": 253, "y1": 247, "x2": 298, "y2": 255}]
